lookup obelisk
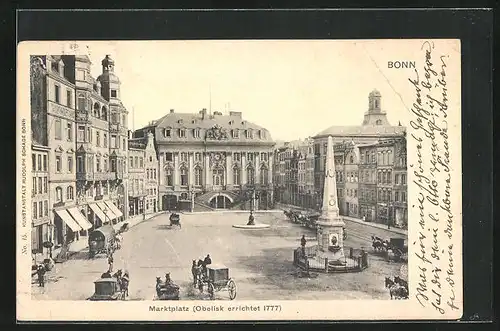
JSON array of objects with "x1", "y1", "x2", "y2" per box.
[{"x1": 316, "y1": 136, "x2": 346, "y2": 261}]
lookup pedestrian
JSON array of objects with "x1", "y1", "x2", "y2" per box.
[
  {"x1": 37, "y1": 264, "x2": 46, "y2": 287},
  {"x1": 108, "y1": 254, "x2": 114, "y2": 273},
  {"x1": 300, "y1": 235, "x2": 307, "y2": 256},
  {"x1": 247, "y1": 211, "x2": 255, "y2": 225},
  {"x1": 362, "y1": 216, "x2": 366, "y2": 222},
  {"x1": 191, "y1": 260, "x2": 198, "y2": 287},
  {"x1": 204, "y1": 254, "x2": 212, "y2": 266},
  {"x1": 387, "y1": 220, "x2": 391, "y2": 229}
]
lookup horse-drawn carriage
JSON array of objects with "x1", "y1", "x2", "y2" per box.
[
  {"x1": 371, "y1": 236, "x2": 408, "y2": 262},
  {"x1": 169, "y1": 213, "x2": 181, "y2": 228},
  {"x1": 154, "y1": 276, "x2": 180, "y2": 300},
  {"x1": 89, "y1": 276, "x2": 126, "y2": 301},
  {"x1": 89, "y1": 225, "x2": 116, "y2": 258},
  {"x1": 194, "y1": 264, "x2": 237, "y2": 300},
  {"x1": 384, "y1": 264, "x2": 409, "y2": 300}
]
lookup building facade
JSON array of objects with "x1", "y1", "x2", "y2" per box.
[
  {"x1": 273, "y1": 90, "x2": 408, "y2": 228},
  {"x1": 31, "y1": 144, "x2": 51, "y2": 257},
  {"x1": 133, "y1": 109, "x2": 275, "y2": 211},
  {"x1": 30, "y1": 54, "x2": 129, "y2": 257},
  {"x1": 143, "y1": 132, "x2": 160, "y2": 213},
  {"x1": 127, "y1": 141, "x2": 146, "y2": 217}
]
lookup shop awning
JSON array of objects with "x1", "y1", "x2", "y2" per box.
[
  {"x1": 67, "y1": 207, "x2": 93, "y2": 230},
  {"x1": 89, "y1": 203, "x2": 109, "y2": 224},
  {"x1": 104, "y1": 200, "x2": 123, "y2": 218},
  {"x1": 97, "y1": 202, "x2": 117, "y2": 220},
  {"x1": 55, "y1": 209, "x2": 82, "y2": 232}
]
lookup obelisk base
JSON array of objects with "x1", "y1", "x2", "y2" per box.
[{"x1": 316, "y1": 219, "x2": 346, "y2": 262}]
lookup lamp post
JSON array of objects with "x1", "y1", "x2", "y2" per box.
[{"x1": 102, "y1": 206, "x2": 111, "y2": 226}]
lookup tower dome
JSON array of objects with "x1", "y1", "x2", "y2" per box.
[
  {"x1": 97, "y1": 55, "x2": 120, "y2": 83},
  {"x1": 369, "y1": 89, "x2": 381, "y2": 97}
]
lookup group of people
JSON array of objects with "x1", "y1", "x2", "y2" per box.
[{"x1": 191, "y1": 254, "x2": 212, "y2": 288}]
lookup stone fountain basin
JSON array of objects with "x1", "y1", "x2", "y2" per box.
[{"x1": 232, "y1": 224, "x2": 271, "y2": 229}]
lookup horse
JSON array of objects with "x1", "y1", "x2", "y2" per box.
[
  {"x1": 384, "y1": 277, "x2": 408, "y2": 300},
  {"x1": 394, "y1": 276, "x2": 408, "y2": 290},
  {"x1": 372, "y1": 237, "x2": 385, "y2": 252}
]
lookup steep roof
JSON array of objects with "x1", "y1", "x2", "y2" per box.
[{"x1": 314, "y1": 125, "x2": 406, "y2": 138}]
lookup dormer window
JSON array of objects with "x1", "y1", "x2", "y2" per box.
[
  {"x1": 178, "y1": 119, "x2": 183, "y2": 124},
  {"x1": 259, "y1": 130, "x2": 266, "y2": 139},
  {"x1": 376, "y1": 119, "x2": 382, "y2": 125},
  {"x1": 51, "y1": 61, "x2": 59, "y2": 74},
  {"x1": 178, "y1": 128, "x2": 186, "y2": 138},
  {"x1": 232, "y1": 129, "x2": 239, "y2": 138},
  {"x1": 111, "y1": 90, "x2": 117, "y2": 98},
  {"x1": 163, "y1": 128, "x2": 171, "y2": 138},
  {"x1": 229, "y1": 120, "x2": 233, "y2": 125},
  {"x1": 193, "y1": 128, "x2": 201, "y2": 138},
  {"x1": 246, "y1": 129, "x2": 253, "y2": 139}
]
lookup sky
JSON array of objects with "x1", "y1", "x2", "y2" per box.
[{"x1": 84, "y1": 40, "x2": 432, "y2": 141}]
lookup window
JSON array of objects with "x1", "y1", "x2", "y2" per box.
[
  {"x1": 395, "y1": 191, "x2": 399, "y2": 201},
  {"x1": 149, "y1": 156, "x2": 153, "y2": 162},
  {"x1": 67, "y1": 186, "x2": 74, "y2": 200},
  {"x1": 43, "y1": 177, "x2": 47, "y2": 193},
  {"x1": 32, "y1": 176, "x2": 37, "y2": 195},
  {"x1": 193, "y1": 128, "x2": 200, "y2": 138},
  {"x1": 180, "y1": 153, "x2": 187, "y2": 162},
  {"x1": 111, "y1": 135, "x2": 116, "y2": 148},
  {"x1": 77, "y1": 126, "x2": 85, "y2": 141},
  {"x1": 165, "y1": 168, "x2": 173, "y2": 186},
  {"x1": 55, "y1": 155, "x2": 62, "y2": 172},
  {"x1": 123, "y1": 138, "x2": 126, "y2": 151},
  {"x1": 261, "y1": 152, "x2": 268, "y2": 162},
  {"x1": 139, "y1": 157, "x2": 144, "y2": 168},
  {"x1": 153, "y1": 169, "x2": 156, "y2": 179},
  {"x1": 246, "y1": 129, "x2": 253, "y2": 139},
  {"x1": 165, "y1": 153, "x2": 173, "y2": 162},
  {"x1": 55, "y1": 187, "x2": 63, "y2": 202},
  {"x1": 395, "y1": 174, "x2": 399, "y2": 184},
  {"x1": 44, "y1": 200, "x2": 48, "y2": 216},
  {"x1": 54, "y1": 84, "x2": 60, "y2": 103},
  {"x1": 164, "y1": 128, "x2": 171, "y2": 138},
  {"x1": 402, "y1": 192, "x2": 406, "y2": 202},
  {"x1": 77, "y1": 94, "x2": 86, "y2": 110},
  {"x1": 96, "y1": 156, "x2": 101, "y2": 172},
  {"x1": 180, "y1": 168, "x2": 188, "y2": 186},
  {"x1": 195, "y1": 168, "x2": 202, "y2": 186},
  {"x1": 233, "y1": 153, "x2": 240, "y2": 162},
  {"x1": 233, "y1": 167, "x2": 240, "y2": 185},
  {"x1": 247, "y1": 167, "x2": 255, "y2": 185},
  {"x1": 66, "y1": 90, "x2": 72, "y2": 107},
  {"x1": 377, "y1": 172, "x2": 381, "y2": 184},
  {"x1": 178, "y1": 129, "x2": 186, "y2": 138},
  {"x1": 260, "y1": 166, "x2": 268, "y2": 184},
  {"x1": 77, "y1": 69, "x2": 86, "y2": 81},
  {"x1": 103, "y1": 133, "x2": 107, "y2": 147},
  {"x1": 376, "y1": 119, "x2": 382, "y2": 125},
  {"x1": 32, "y1": 154, "x2": 36, "y2": 171},
  {"x1": 129, "y1": 157, "x2": 133, "y2": 168},
  {"x1": 77, "y1": 156, "x2": 84, "y2": 173},
  {"x1": 212, "y1": 168, "x2": 225, "y2": 186},
  {"x1": 402, "y1": 174, "x2": 407, "y2": 185},
  {"x1": 87, "y1": 128, "x2": 92, "y2": 143},
  {"x1": 232, "y1": 129, "x2": 240, "y2": 138},
  {"x1": 54, "y1": 119, "x2": 62, "y2": 140},
  {"x1": 354, "y1": 189, "x2": 358, "y2": 198},
  {"x1": 134, "y1": 157, "x2": 138, "y2": 168},
  {"x1": 33, "y1": 202, "x2": 37, "y2": 219},
  {"x1": 247, "y1": 153, "x2": 255, "y2": 163},
  {"x1": 111, "y1": 90, "x2": 117, "y2": 98},
  {"x1": 66, "y1": 155, "x2": 73, "y2": 173},
  {"x1": 96, "y1": 131, "x2": 100, "y2": 146},
  {"x1": 37, "y1": 154, "x2": 42, "y2": 171},
  {"x1": 104, "y1": 159, "x2": 108, "y2": 172}
]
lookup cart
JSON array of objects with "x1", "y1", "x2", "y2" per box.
[
  {"x1": 89, "y1": 277, "x2": 125, "y2": 301},
  {"x1": 199, "y1": 264, "x2": 236, "y2": 300},
  {"x1": 89, "y1": 225, "x2": 116, "y2": 258},
  {"x1": 169, "y1": 213, "x2": 181, "y2": 228},
  {"x1": 154, "y1": 280, "x2": 180, "y2": 300}
]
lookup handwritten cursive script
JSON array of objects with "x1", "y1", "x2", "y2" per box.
[{"x1": 408, "y1": 41, "x2": 458, "y2": 315}]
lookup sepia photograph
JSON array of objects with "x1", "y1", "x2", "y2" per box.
[{"x1": 17, "y1": 39, "x2": 462, "y2": 321}]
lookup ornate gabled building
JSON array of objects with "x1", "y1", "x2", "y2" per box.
[
  {"x1": 133, "y1": 109, "x2": 275, "y2": 211},
  {"x1": 30, "y1": 54, "x2": 129, "y2": 260}
]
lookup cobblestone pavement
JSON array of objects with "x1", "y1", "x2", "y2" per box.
[{"x1": 32, "y1": 212, "x2": 406, "y2": 300}]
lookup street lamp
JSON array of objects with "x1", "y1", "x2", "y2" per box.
[{"x1": 102, "y1": 207, "x2": 111, "y2": 226}]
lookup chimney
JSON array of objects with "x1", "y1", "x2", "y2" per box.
[
  {"x1": 229, "y1": 111, "x2": 242, "y2": 118},
  {"x1": 199, "y1": 108, "x2": 207, "y2": 119},
  {"x1": 170, "y1": 109, "x2": 175, "y2": 114}
]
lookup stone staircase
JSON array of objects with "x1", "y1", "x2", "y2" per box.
[{"x1": 194, "y1": 190, "x2": 247, "y2": 210}]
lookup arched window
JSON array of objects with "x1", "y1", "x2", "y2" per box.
[
  {"x1": 212, "y1": 167, "x2": 225, "y2": 186},
  {"x1": 77, "y1": 94, "x2": 86, "y2": 111},
  {"x1": 101, "y1": 106, "x2": 107, "y2": 120},
  {"x1": 180, "y1": 167, "x2": 188, "y2": 186},
  {"x1": 194, "y1": 167, "x2": 202, "y2": 186},
  {"x1": 233, "y1": 167, "x2": 240, "y2": 185},
  {"x1": 260, "y1": 165, "x2": 268, "y2": 184},
  {"x1": 55, "y1": 186, "x2": 63, "y2": 202},
  {"x1": 93, "y1": 103, "x2": 100, "y2": 118},
  {"x1": 247, "y1": 167, "x2": 255, "y2": 185},
  {"x1": 165, "y1": 167, "x2": 173, "y2": 186}
]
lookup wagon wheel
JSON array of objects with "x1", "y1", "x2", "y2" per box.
[
  {"x1": 227, "y1": 279, "x2": 237, "y2": 300},
  {"x1": 208, "y1": 283, "x2": 215, "y2": 300}
]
